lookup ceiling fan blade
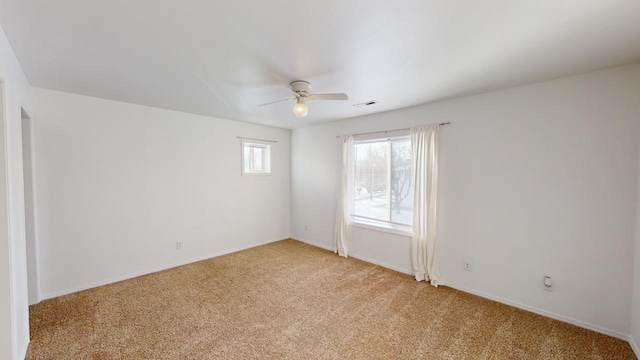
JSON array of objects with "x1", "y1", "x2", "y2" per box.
[
  {"x1": 258, "y1": 97, "x2": 296, "y2": 107},
  {"x1": 271, "y1": 84, "x2": 301, "y2": 98},
  {"x1": 309, "y1": 93, "x2": 349, "y2": 101}
]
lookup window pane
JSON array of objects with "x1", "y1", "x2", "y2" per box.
[
  {"x1": 242, "y1": 141, "x2": 271, "y2": 175},
  {"x1": 390, "y1": 141, "x2": 413, "y2": 225},
  {"x1": 353, "y1": 142, "x2": 389, "y2": 222},
  {"x1": 352, "y1": 137, "x2": 413, "y2": 228},
  {"x1": 253, "y1": 147, "x2": 263, "y2": 172},
  {"x1": 243, "y1": 147, "x2": 252, "y2": 172}
]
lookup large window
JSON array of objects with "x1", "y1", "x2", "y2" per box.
[
  {"x1": 352, "y1": 136, "x2": 413, "y2": 231},
  {"x1": 242, "y1": 140, "x2": 271, "y2": 175}
]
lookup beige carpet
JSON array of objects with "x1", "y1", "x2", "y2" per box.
[{"x1": 27, "y1": 239, "x2": 636, "y2": 359}]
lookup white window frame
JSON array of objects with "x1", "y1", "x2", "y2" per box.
[
  {"x1": 241, "y1": 139, "x2": 271, "y2": 176},
  {"x1": 350, "y1": 133, "x2": 413, "y2": 235}
]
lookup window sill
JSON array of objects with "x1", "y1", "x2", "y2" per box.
[
  {"x1": 350, "y1": 220, "x2": 412, "y2": 237},
  {"x1": 241, "y1": 172, "x2": 272, "y2": 176}
]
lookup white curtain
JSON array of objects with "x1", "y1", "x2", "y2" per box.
[
  {"x1": 411, "y1": 125, "x2": 441, "y2": 286},
  {"x1": 334, "y1": 135, "x2": 353, "y2": 257}
]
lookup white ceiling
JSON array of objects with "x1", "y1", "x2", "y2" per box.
[{"x1": 1, "y1": 1, "x2": 639, "y2": 129}]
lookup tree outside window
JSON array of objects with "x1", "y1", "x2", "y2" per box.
[{"x1": 353, "y1": 137, "x2": 413, "y2": 225}]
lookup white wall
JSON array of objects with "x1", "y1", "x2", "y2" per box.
[
  {"x1": 631, "y1": 141, "x2": 640, "y2": 355},
  {"x1": 0, "y1": 24, "x2": 33, "y2": 360},
  {"x1": 291, "y1": 63, "x2": 640, "y2": 338},
  {"x1": 33, "y1": 88, "x2": 291, "y2": 298}
]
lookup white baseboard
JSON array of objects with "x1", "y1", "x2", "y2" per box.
[
  {"x1": 292, "y1": 236, "x2": 333, "y2": 252},
  {"x1": 292, "y1": 237, "x2": 413, "y2": 275},
  {"x1": 40, "y1": 238, "x2": 285, "y2": 301},
  {"x1": 348, "y1": 253, "x2": 413, "y2": 276},
  {"x1": 293, "y1": 237, "x2": 633, "y2": 344},
  {"x1": 630, "y1": 335, "x2": 639, "y2": 359},
  {"x1": 40, "y1": 235, "x2": 634, "y2": 349},
  {"x1": 444, "y1": 281, "x2": 629, "y2": 341}
]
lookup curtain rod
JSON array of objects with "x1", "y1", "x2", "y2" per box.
[
  {"x1": 335, "y1": 122, "x2": 451, "y2": 138},
  {"x1": 237, "y1": 136, "x2": 278, "y2": 143}
]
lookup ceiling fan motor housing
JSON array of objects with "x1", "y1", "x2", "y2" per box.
[{"x1": 290, "y1": 80, "x2": 311, "y2": 97}]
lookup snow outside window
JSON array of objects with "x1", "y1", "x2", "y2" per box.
[{"x1": 352, "y1": 135, "x2": 413, "y2": 232}]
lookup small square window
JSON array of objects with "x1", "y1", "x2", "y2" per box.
[{"x1": 242, "y1": 139, "x2": 271, "y2": 175}]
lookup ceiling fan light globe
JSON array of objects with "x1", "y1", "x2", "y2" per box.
[{"x1": 293, "y1": 101, "x2": 309, "y2": 118}]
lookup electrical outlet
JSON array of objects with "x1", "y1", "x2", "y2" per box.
[
  {"x1": 463, "y1": 259, "x2": 471, "y2": 271},
  {"x1": 543, "y1": 275, "x2": 552, "y2": 291},
  {"x1": 305, "y1": 225, "x2": 308, "y2": 231},
  {"x1": 176, "y1": 241, "x2": 182, "y2": 250}
]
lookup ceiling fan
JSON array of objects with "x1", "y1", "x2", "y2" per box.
[{"x1": 259, "y1": 80, "x2": 348, "y2": 118}]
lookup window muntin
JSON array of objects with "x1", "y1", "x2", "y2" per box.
[
  {"x1": 352, "y1": 136, "x2": 413, "y2": 229},
  {"x1": 242, "y1": 140, "x2": 271, "y2": 175}
]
